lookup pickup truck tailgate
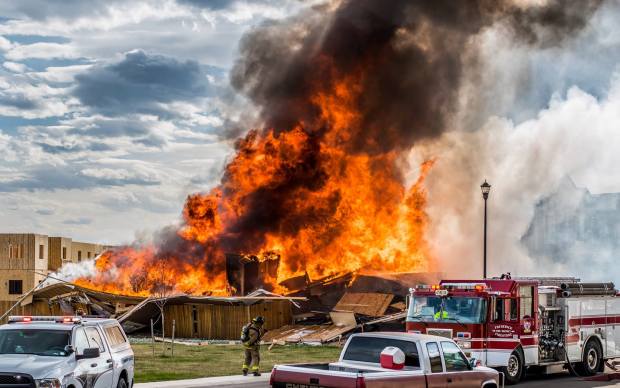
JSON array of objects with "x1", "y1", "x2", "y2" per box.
[{"x1": 272, "y1": 365, "x2": 361, "y2": 388}]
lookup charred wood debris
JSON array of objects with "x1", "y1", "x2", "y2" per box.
[{"x1": 225, "y1": 253, "x2": 441, "y2": 345}]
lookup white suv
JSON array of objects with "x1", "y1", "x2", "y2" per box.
[{"x1": 0, "y1": 316, "x2": 135, "y2": 388}]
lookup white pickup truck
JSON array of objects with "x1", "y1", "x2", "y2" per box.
[
  {"x1": 0, "y1": 316, "x2": 134, "y2": 388},
  {"x1": 270, "y1": 332, "x2": 502, "y2": 388}
]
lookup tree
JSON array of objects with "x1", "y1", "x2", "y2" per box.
[{"x1": 149, "y1": 257, "x2": 174, "y2": 355}]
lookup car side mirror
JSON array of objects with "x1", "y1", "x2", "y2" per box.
[
  {"x1": 76, "y1": 347, "x2": 100, "y2": 360},
  {"x1": 469, "y1": 357, "x2": 479, "y2": 369},
  {"x1": 64, "y1": 345, "x2": 75, "y2": 355}
]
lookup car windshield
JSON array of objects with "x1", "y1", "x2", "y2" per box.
[
  {"x1": 0, "y1": 329, "x2": 71, "y2": 357},
  {"x1": 408, "y1": 296, "x2": 487, "y2": 324}
]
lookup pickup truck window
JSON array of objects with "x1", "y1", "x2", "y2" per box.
[
  {"x1": 425, "y1": 342, "x2": 443, "y2": 373},
  {"x1": 85, "y1": 327, "x2": 106, "y2": 352},
  {"x1": 74, "y1": 328, "x2": 90, "y2": 354},
  {"x1": 440, "y1": 341, "x2": 470, "y2": 372},
  {"x1": 0, "y1": 329, "x2": 71, "y2": 357},
  {"x1": 104, "y1": 325, "x2": 127, "y2": 348},
  {"x1": 343, "y1": 336, "x2": 420, "y2": 367}
]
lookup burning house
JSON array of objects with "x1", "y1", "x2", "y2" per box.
[
  {"x1": 0, "y1": 282, "x2": 303, "y2": 341},
  {"x1": 8, "y1": 0, "x2": 601, "y2": 341}
]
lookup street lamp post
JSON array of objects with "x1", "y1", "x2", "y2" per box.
[{"x1": 480, "y1": 180, "x2": 491, "y2": 279}]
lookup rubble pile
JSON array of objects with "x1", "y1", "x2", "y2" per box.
[{"x1": 261, "y1": 270, "x2": 442, "y2": 345}]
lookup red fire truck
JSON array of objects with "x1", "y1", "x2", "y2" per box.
[{"x1": 406, "y1": 277, "x2": 620, "y2": 384}]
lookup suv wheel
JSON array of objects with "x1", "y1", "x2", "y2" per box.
[
  {"x1": 500, "y1": 350, "x2": 523, "y2": 385},
  {"x1": 117, "y1": 377, "x2": 128, "y2": 388}
]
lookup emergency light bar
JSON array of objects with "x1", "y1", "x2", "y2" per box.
[
  {"x1": 414, "y1": 284, "x2": 443, "y2": 290},
  {"x1": 441, "y1": 283, "x2": 488, "y2": 291},
  {"x1": 8, "y1": 316, "x2": 82, "y2": 324}
]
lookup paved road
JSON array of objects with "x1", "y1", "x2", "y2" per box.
[
  {"x1": 135, "y1": 371, "x2": 620, "y2": 387},
  {"x1": 135, "y1": 374, "x2": 270, "y2": 388},
  {"x1": 520, "y1": 372, "x2": 619, "y2": 387}
]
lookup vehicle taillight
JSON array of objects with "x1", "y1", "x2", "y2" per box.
[
  {"x1": 269, "y1": 367, "x2": 276, "y2": 386},
  {"x1": 356, "y1": 375, "x2": 366, "y2": 388}
]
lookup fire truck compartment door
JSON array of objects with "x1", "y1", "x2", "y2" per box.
[
  {"x1": 565, "y1": 299, "x2": 581, "y2": 361},
  {"x1": 582, "y1": 299, "x2": 608, "y2": 356},
  {"x1": 610, "y1": 298, "x2": 620, "y2": 357}
]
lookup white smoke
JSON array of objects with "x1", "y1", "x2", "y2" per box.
[
  {"x1": 417, "y1": 76, "x2": 620, "y2": 284},
  {"x1": 405, "y1": 2, "x2": 620, "y2": 285},
  {"x1": 41, "y1": 257, "x2": 99, "y2": 288}
]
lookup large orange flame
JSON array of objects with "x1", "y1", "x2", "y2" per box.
[{"x1": 75, "y1": 66, "x2": 436, "y2": 296}]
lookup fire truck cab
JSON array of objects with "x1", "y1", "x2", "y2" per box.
[{"x1": 406, "y1": 277, "x2": 620, "y2": 384}]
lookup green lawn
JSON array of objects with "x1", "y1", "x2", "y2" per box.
[{"x1": 132, "y1": 342, "x2": 343, "y2": 383}]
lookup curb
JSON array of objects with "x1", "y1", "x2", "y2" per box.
[{"x1": 135, "y1": 374, "x2": 271, "y2": 388}]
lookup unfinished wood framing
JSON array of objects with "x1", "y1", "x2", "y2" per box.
[{"x1": 163, "y1": 299, "x2": 292, "y2": 339}]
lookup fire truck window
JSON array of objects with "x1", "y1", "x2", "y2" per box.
[
  {"x1": 495, "y1": 299, "x2": 518, "y2": 321},
  {"x1": 509, "y1": 299, "x2": 518, "y2": 321},
  {"x1": 441, "y1": 341, "x2": 470, "y2": 372},
  {"x1": 519, "y1": 286, "x2": 534, "y2": 319},
  {"x1": 426, "y1": 342, "x2": 443, "y2": 373},
  {"x1": 494, "y1": 299, "x2": 504, "y2": 321}
]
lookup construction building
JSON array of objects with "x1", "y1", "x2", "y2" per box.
[{"x1": 0, "y1": 233, "x2": 108, "y2": 301}]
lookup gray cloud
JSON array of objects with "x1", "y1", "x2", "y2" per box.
[
  {"x1": 37, "y1": 141, "x2": 114, "y2": 154},
  {"x1": 0, "y1": 93, "x2": 38, "y2": 110},
  {"x1": 133, "y1": 134, "x2": 166, "y2": 148},
  {"x1": 177, "y1": 0, "x2": 234, "y2": 10},
  {"x1": 66, "y1": 117, "x2": 151, "y2": 138},
  {"x1": 63, "y1": 217, "x2": 92, "y2": 225},
  {"x1": 0, "y1": 165, "x2": 160, "y2": 192},
  {"x1": 0, "y1": 0, "x2": 123, "y2": 21},
  {"x1": 100, "y1": 191, "x2": 178, "y2": 214},
  {"x1": 73, "y1": 50, "x2": 216, "y2": 116}
]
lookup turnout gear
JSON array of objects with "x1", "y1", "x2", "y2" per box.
[{"x1": 241, "y1": 317, "x2": 265, "y2": 376}]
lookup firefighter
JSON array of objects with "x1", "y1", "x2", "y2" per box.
[
  {"x1": 434, "y1": 309, "x2": 448, "y2": 320},
  {"x1": 241, "y1": 316, "x2": 265, "y2": 376}
]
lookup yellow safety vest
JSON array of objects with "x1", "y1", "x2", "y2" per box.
[{"x1": 434, "y1": 310, "x2": 448, "y2": 320}]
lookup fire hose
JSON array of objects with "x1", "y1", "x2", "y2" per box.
[{"x1": 563, "y1": 344, "x2": 581, "y2": 378}]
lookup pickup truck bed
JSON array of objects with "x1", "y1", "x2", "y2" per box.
[
  {"x1": 270, "y1": 332, "x2": 501, "y2": 388},
  {"x1": 272, "y1": 363, "x2": 424, "y2": 388}
]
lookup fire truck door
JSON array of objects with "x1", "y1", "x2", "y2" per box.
[{"x1": 487, "y1": 298, "x2": 520, "y2": 367}]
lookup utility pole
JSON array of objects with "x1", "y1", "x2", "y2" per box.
[{"x1": 480, "y1": 180, "x2": 491, "y2": 279}]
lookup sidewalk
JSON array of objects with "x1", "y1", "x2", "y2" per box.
[{"x1": 135, "y1": 374, "x2": 271, "y2": 388}]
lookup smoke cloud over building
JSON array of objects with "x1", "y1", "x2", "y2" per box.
[{"x1": 72, "y1": 0, "x2": 612, "y2": 294}]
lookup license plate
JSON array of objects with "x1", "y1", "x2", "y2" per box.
[{"x1": 284, "y1": 384, "x2": 325, "y2": 388}]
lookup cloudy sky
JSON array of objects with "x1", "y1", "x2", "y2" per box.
[
  {"x1": 2, "y1": 0, "x2": 620, "y2": 280},
  {"x1": 0, "y1": 0, "x2": 314, "y2": 244}
]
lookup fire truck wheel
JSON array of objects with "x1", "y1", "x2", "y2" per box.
[
  {"x1": 579, "y1": 340, "x2": 603, "y2": 376},
  {"x1": 500, "y1": 350, "x2": 523, "y2": 385}
]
